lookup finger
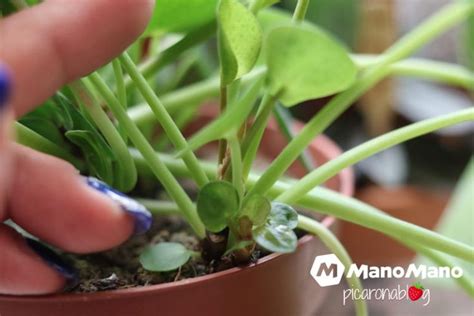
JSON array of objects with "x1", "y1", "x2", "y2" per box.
[
  {"x1": 0, "y1": 0, "x2": 154, "y2": 117},
  {"x1": 0, "y1": 225, "x2": 71, "y2": 295},
  {"x1": 0, "y1": 65, "x2": 13, "y2": 220},
  {"x1": 6, "y1": 145, "x2": 152, "y2": 253}
]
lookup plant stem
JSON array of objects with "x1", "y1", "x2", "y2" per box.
[
  {"x1": 298, "y1": 215, "x2": 367, "y2": 316},
  {"x1": 15, "y1": 122, "x2": 84, "y2": 170},
  {"x1": 129, "y1": 67, "x2": 265, "y2": 126},
  {"x1": 133, "y1": 152, "x2": 474, "y2": 262},
  {"x1": 119, "y1": 53, "x2": 209, "y2": 188},
  {"x1": 128, "y1": 75, "x2": 221, "y2": 125},
  {"x1": 291, "y1": 187, "x2": 473, "y2": 262},
  {"x1": 241, "y1": 93, "x2": 277, "y2": 179},
  {"x1": 218, "y1": 82, "x2": 228, "y2": 168},
  {"x1": 277, "y1": 108, "x2": 474, "y2": 203},
  {"x1": 135, "y1": 199, "x2": 182, "y2": 216},
  {"x1": 249, "y1": 1, "x2": 474, "y2": 197},
  {"x1": 112, "y1": 60, "x2": 128, "y2": 142},
  {"x1": 228, "y1": 134, "x2": 244, "y2": 197},
  {"x1": 69, "y1": 80, "x2": 138, "y2": 192},
  {"x1": 353, "y1": 55, "x2": 474, "y2": 90},
  {"x1": 293, "y1": 0, "x2": 310, "y2": 22},
  {"x1": 273, "y1": 104, "x2": 315, "y2": 171},
  {"x1": 125, "y1": 21, "x2": 216, "y2": 88},
  {"x1": 113, "y1": 60, "x2": 127, "y2": 107},
  {"x1": 88, "y1": 72, "x2": 205, "y2": 238}
]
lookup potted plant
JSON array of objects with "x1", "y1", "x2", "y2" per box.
[{"x1": 0, "y1": 0, "x2": 473, "y2": 315}]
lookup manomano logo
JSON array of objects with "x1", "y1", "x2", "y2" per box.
[
  {"x1": 346, "y1": 264, "x2": 463, "y2": 279},
  {"x1": 310, "y1": 254, "x2": 463, "y2": 287}
]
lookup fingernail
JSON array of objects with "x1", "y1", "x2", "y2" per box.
[
  {"x1": 86, "y1": 177, "x2": 153, "y2": 235},
  {"x1": 0, "y1": 65, "x2": 12, "y2": 110},
  {"x1": 25, "y1": 238, "x2": 78, "y2": 291}
]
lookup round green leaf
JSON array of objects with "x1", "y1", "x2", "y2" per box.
[
  {"x1": 269, "y1": 202, "x2": 298, "y2": 229},
  {"x1": 218, "y1": 0, "x2": 263, "y2": 84},
  {"x1": 197, "y1": 181, "x2": 240, "y2": 232},
  {"x1": 145, "y1": 0, "x2": 218, "y2": 35},
  {"x1": 253, "y1": 202, "x2": 298, "y2": 253},
  {"x1": 140, "y1": 242, "x2": 192, "y2": 272},
  {"x1": 265, "y1": 25, "x2": 357, "y2": 106},
  {"x1": 254, "y1": 224, "x2": 297, "y2": 253},
  {"x1": 240, "y1": 194, "x2": 271, "y2": 226}
]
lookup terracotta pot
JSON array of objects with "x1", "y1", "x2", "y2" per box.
[
  {"x1": 340, "y1": 185, "x2": 450, "y2": 266},
  {"x1": 0, "y1": 107, "x2": 354, "y2": 316}
]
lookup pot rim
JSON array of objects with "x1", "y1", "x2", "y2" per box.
[{"x1": 0, "y1": 125, "x2": 353, "y2": 303}]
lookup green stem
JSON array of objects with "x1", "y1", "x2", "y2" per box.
[
  {"x1": 218, "y1": 82, "x2": 228, "y2": 167},
  {"x1": 273, "y1": 104, "x2": 314, "y2": 171},
  {"x1": 14, "y1": 122, "x2": 85, "y2": 170},
  {"x1": 113, "y1": 60, "x2": 127, "y2": 107},
  {"x1": 69, "y1": 80, "x2": 137, "y2": 192},
  {"x1": 249, "y1": 1, "x2": 474, "y2": 197},
  {"x1": 119, "y1": 53, "x2": 209, "y2": 188},
  {"x1": 292, "y1": 187, "x2": 473, "y2": 262},
  {"x1": 88, "y1": 72, "x2": 205, "y2": 238},
  {"x1": 298, "y1": 215, "x2": 367, "y2": 316},
  {"x1": 277, "y1": 108, "x2": 474, "y2": 204},
  {"x1": 228, "y1": 134, "x2": 244, "y2": 197},
  {"x1": 241, "y1": 93, "x2": 277, "y2": 179},
  {"x1": 129, "y1": 21, "x2": 216, "y2": 87},
  {"x1": 128, "y1": 68, "x2": 265, "y2": 126},
  {"x1": 135, "y1": 199, "x2": 182, "y2": 216},
  {"x1": 353, "y1": 55, "x2": 474, "y2": 90},
  {"x1": 293, "y1": 0, "x2": 310, "y2": 22},
  {"x1": 112, "y1": 60, "x2": 128, "y2": 141}
]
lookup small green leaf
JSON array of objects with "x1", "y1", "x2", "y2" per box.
[
  {"x1": 218, "y1": 0, "x2": 263, "y2": 84},
  {"x1": 265, "y1": 25, "x2": 357, "y2": 106},
  {"x1": 253, "y1": 202, "x2": 298, "y2": 253},
  {"x1": 145, "y1": 0, "x2": 218, "y2": 35},
  {"x1": 254, "y1": 224, "x2": 297, "y2": 253},
  {"x1": 140, "y1": 242, "x2": 193, "y2": 272},
  {"x1": 268, "y1": 202, "x2": 298, "y2": 229},
  {"x1": 240, "y1": 194, "x2": 271, "y2": 226},
  {"x1": 197, "y1": 181, "x2": 240, "y2": 232}
]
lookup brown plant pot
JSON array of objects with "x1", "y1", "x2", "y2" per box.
[
  {"x1": 0, "y1": 108, "x2": 354, "y2": 316},
  {"x1": 340, "y1": 185, "x2": 450, "y2": 267}
]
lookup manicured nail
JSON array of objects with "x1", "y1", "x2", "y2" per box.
[
  {"x1": 86, "y1": 177, "x2": 152, "y2": 234},
  {"x1": 25, "y1": 238, "x2": 78, "y2": 290},
  {"x1": 0, "y1": 64, "x2": 12, "y2": 110}
]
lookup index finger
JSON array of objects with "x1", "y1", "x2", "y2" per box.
[{"x1": 0, "y1": 0, "x2": 154, "y2": 117}]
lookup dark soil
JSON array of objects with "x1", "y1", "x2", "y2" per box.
[{"x1": 66, "y1": 216, "x2": 267, "y2": 293}]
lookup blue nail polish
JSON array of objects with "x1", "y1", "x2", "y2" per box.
[
  {"x1": 26, "y1": 238, "x2": 78, "y2": 290},
  {"x1": 0, "y1": 65, "x2": 12, "y2": 109},
  {"x1": 86, "y1": 177, "x2": 153, "y2": 234}
]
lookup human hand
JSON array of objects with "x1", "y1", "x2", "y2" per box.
[{"x1": 0, "y1": 0, "x2": 154, "y2": 295}]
